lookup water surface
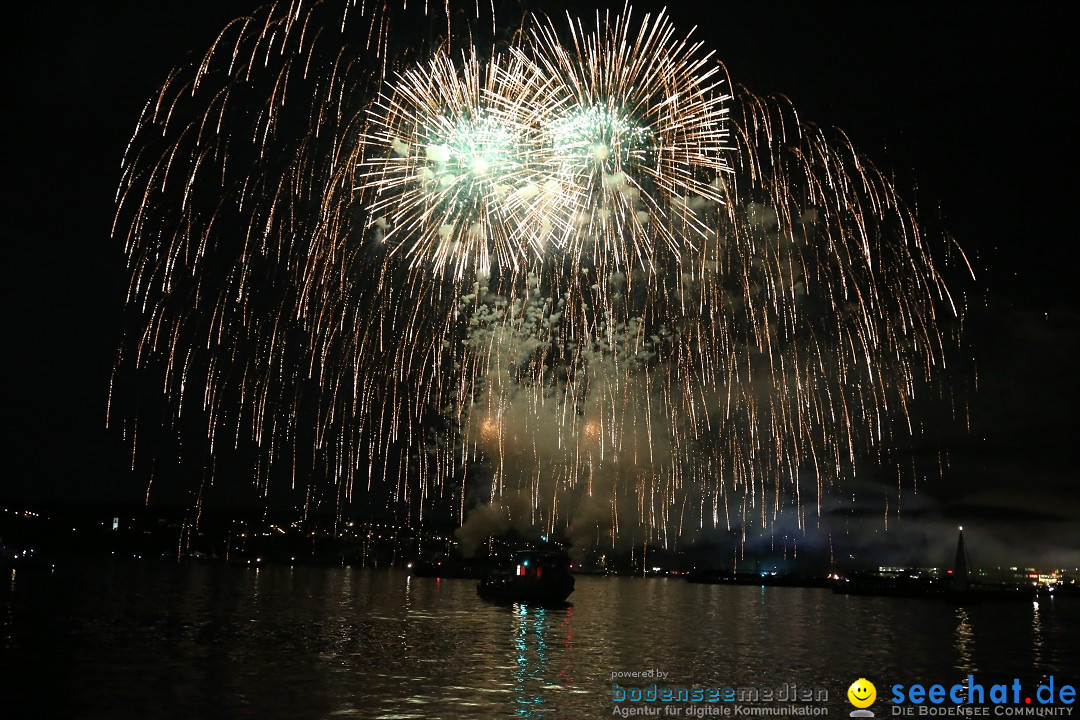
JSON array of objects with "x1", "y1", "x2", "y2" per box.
[{"x1": 3, "y1": 560, "x2": 1077, "y2": 718}]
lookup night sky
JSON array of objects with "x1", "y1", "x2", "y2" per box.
[{"x1": 5, "y1": 3, "x2": 1077, "y2": 562}]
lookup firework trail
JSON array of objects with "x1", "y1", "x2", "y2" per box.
[{"x1": 110, "y1": 1, "x2": 970, "y2": 554}]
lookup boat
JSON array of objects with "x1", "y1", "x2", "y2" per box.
[{"x1": 477, "y1": 550, "x2": 575, "y2": 604}]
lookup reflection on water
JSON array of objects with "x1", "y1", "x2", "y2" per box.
[
  {"x1": 953, "y1": 606, "x2": 977, "y2": 675},
  {"x1": 2, "y1": 560, "x2": 1077, "y2": 719},
  {"x1": 508, "y1": 604, "x2": 584, "y2": 717},
  {"x1": 1031, "y1": 600, "x2": 1043, "y2": 670},
  {"x1": 2, "y1": 569, "x2": 14, "y2": 651},
  {"x1": 513, "y1": 604, "x2": 550, "y2": 717}
]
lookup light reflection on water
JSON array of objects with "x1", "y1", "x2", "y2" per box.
[
  {"x1": 1, "y1": 560, "x2": 1077, "y2": 718},
  {"x1": 954, "y1": 606, "x2": 976, "y2": 675},
  {"x1": 1032, "y1": 600, "x2": 1043, "y2": 671},
  {"x1": 2, "y1": 568, "x2": 14, "y2": 651}
]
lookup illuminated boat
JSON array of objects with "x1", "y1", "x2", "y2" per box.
[{"x1": 477, "y1": 550, "x2": 575, "y2": 604}]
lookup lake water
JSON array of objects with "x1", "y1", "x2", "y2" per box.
[{"x1": 3, "y1": 560, "x2": 1078, "y2": 718}]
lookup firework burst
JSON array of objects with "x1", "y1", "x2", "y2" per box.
[
  {"x1": 360, "y1": 49, "x2": 562, "y2": 277},
  {"x1": 359, "y1": 7, "x2": 729, "y2": 277},
  {"x1": 111, "y1": 1, "x2": 969, "y2": 555},
  {"x1": 522, "y1": 7, "x2": 729, "y2": 270}
]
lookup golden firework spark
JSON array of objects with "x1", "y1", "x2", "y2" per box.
[{"x1": 111, "y1": 1, "x2": 970, "y2": 554}]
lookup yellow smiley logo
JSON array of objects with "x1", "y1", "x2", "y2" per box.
[{"x1": 848, "y1": 678, "x2": 876, "y2": 708}]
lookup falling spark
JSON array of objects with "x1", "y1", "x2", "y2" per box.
[{"x1": 111, "y1": 1, "x2": 969, "y2": 553}]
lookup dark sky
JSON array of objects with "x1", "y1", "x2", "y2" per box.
[{"x1": 4, "y1": 3, "x2": 1076, "y2": 560}]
